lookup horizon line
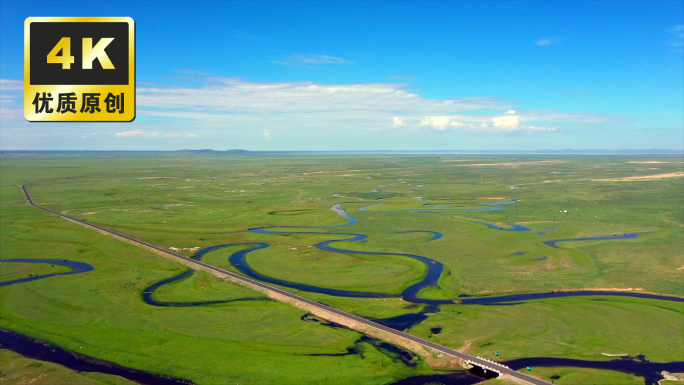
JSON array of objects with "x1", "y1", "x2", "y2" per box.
[{"x1": 1, "y1": 149, "x2": 683, "y2": 154}]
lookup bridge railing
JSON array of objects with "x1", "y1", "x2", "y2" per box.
[{"x1": 464, "y1": 356, "x2": 512, "y2": 373}]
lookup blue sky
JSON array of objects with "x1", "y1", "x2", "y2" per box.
[{"x1": 1, "y1": 0, "x2": 682, "y2": 151}]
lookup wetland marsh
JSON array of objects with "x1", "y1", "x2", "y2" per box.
[{"x1": 1, "y1": 153, "x2": 683, "y2": 384}]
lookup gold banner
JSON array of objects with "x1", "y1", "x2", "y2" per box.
[{"x1": 24, "y1": 17, "x2": 135, "y2": 122}]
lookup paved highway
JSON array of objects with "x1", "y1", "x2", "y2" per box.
[{"x1": 21, "y1": 184, "x2": 551, "y2": 385}]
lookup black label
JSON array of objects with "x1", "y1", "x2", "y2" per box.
[{"x1": 30, "y1": 22, "x2": 129, "y2": 85}]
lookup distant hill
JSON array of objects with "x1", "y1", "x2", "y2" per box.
[
  {"x1": 1, "y1": 149, "x2": 681, "y2": 154},
  {"x1": 535, "y1": 149, "x2": 684, "y2": 154},
  {"x1": 287, "y1": 149, "x2": 683, "y2": 154},
  {"x1": 176, "y1": 149, "x2": 251, "y2": 154}
]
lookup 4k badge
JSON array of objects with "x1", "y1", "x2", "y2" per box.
[{"x1": 24, "y1": 17, "x2": 135, "y2": 122}]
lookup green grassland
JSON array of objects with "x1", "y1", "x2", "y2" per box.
[
  {"x1": 0, "y1": 181, "x2": 429, "y2": 384},
  {"x1": 202, "y1": 242, "x2": 427, "y2": 294},
  {"x1": 151, "y1": 269, "x2": 269, "y2": 303},
  {"x1": 0, "y1": 349, "x2": 138, "y2": 385},
  {"x1": 414, "y1": 296, "x2": 683, "y2": 362},
  {"x1": 0, "y1": 262, "x2": 71, "y2": 283},
  {"x1": 1, "y1": 152, "x2": 683, "y2": 384},
  {"x1": 485, "y1": 367, "x2": 648, "y2": 385}
]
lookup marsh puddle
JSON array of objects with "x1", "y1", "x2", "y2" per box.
[
  {"x1": 390, "y1": 368, "x2": 497, "y2": 385},
  {"x1": 544, "y1": 233, "x2": 645, "y2": 248},
  {"x1": 373, "y1": 305, "x2": 441, "y2": 331},
  {"x1": 301, "y1": 313, "x2": 419, "y2": 367},
  {"x1": 470, "y1": 221, "x2": 531, "y2": 231}
]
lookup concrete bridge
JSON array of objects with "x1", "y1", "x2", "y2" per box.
[{"x1": 465, "y1": 356, "x2": 513, "y2": 377}]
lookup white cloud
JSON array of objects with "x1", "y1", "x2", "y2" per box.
[
  {"x1": 171, "y1": 69, "x2": 209, "y2": 75},
  {"x1": 274, "y1": 54, "x2": 354, "y2": 67},
  {"x1": 527, "y1": 125, "x2": 557, "y2": 131},
  {"x1": 116, "y1": 129, "x2": 143, "y2": 137},
  {"x1": 522, "y1": 109, "x2": 624, "y2": 123},
  {"x1": 492, "y1": 115, "x2": 520, "y2": 131},
  {"x1": 133, "y1": 78, "x2": 625, "y2": 134},
  {"x1": 392, "y1": 117, "x2": 405, "y2": 127},
  {"x1": 668, "y1": 25, "x2": 684, "y2": 52},
  {"x1": 391, "y1": 113, "x2": 560, "y2": 133},
  {"x1": 0, "y1": 79, "x2": 23, "y2": 90},
  {"x1": 391, "y1": 108, "x2": 588, "y2": 133},
  {"x1": 535, "y1": 39, "x2": 557, "y2": 46},
  {"x1": 0, "y1": 76, "x2": 627, "y2": 145},
  {"x1": 116, "y1": 129, "x2": 159, "y2": 137},
  {"x1": 137, "y1": 78, "x2": 509, "y2": 115},
  {"x1": 420, "y1": 116, "x2": 465, "y2": 131},
  {"x1": 164, "y1": 132, "x2": 197, "y2": 138},
  {"x1": 0, "y1": 79, "x2": 23, "y2": 108}
]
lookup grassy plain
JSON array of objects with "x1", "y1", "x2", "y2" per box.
[
  {"x1": 0, "y1": 168, "x2": 429, "y2": 385},
  {"x1": 1, "y1": 152, "x2": 683, "y2": 385},
  {"x1": 0, "y1": 349, "x2": 138, "y2": 385},
  {"x1": 0, "y1": 262, "x2": 71, "y2": 283},
  {"x1": 485, "y1": 366, "x2": 648, "y2": 385}
]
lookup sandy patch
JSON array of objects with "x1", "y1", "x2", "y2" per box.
[
  {"x1": 550, "y1": 288, "x2": 684, "y2": 300},
  {"x1": 454, "y1": 160, "x2": 565, "y2": 167},
  {"x1": 153, "y1": 204, "x2": 193, "y2": 207},
  {"x1": 628, "y1": 161, "x2": 671, "y2": 164},
  {"x1": 510, "y1": 261, "x2": 559, "y2": 274},
  {"x1": 457, "y1": 339, "x2": 477, "y2": 354},
  {"x1": 663, "y1": 219, "x2": 684, "y2": 227},
  {"x1": 169, "y1": 247, "x2": 200, "y2": 252},
  {"x1": 678, "y1": 265, "x2": 684, "y2": 271},
  {"x1": 593, "y1": 172, "x2": 684, "y2": 181},
  {"x1": 476, "y1": 290, "x2": 514, "y2": 295},
  {"x1": 552, "y1": 287, "x2": 645, "y2": 293},
  {"x1": 82, "y1": 212, "x2": 98, "y2": 215}
]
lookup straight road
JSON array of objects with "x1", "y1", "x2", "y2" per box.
[{"x1": 21, "y1": 184, "x2": 551, "y2": 385}]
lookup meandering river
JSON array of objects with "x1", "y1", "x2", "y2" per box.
[{"x1": 150, "y1": 200, "x2": 679, "y2": 306}]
